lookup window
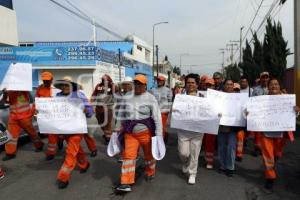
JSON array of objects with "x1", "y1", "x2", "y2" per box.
[
  {"x1": 137, "y1": 45, "x2": 143, "y2": 51},
  {"x1": 145, "y1": 49, "x2": 150, "y2": 62}
]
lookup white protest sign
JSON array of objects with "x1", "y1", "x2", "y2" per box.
[
  {"x1": 0, "y1": 63, "x2": 32, "y2": 91},
  {"x1": 207, "y1": 89, "x2": 248, "y2": 127},
  {"x1": 35, "y1": 97, "x2": 88, "y2": 134},
  {"x1": 247, "y1": 95, "x2": 296, "y2": 132},
  {"x1": 171, "y1": 94, "x2": 220, "y2": 134}
]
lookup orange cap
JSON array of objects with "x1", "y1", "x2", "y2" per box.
[
  {"x1": 205, "y1": 78, "x2": 215, "y2": 85},
  {"x1": 134, "y1": 74, "x2": 147, "y2": 85},
  {"x1": 157, "y1": 75, "x2": 166, "y2": 81},
  {"x1": 234, "y1": 83, "x2": 241, "y2": 90},
  {"x1": 200, "y1": 75, "x2": 208, "y2": 82},
  {"x1": 41, "y1": 72, "x2": 53, "y2": 81}
]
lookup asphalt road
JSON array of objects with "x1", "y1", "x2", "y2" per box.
[{"x1": 0, "y1": 132, "x2": 299, "y2": 200}]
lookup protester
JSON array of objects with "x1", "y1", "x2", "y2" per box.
[
  {"x1": 218, "y1": 79, "x2": 239, "y2": 177},
  {"x1": 251, "y1": 72, "x2": 270, "y2": 157},
  {"x1": 114, "y1": 74, "x2": 163, "y2": 192},
  {"x1": 151, "y1": 75, "x2": 173, "y2": 141},
  {"x1": 213, "y1": 72, "x2": 224, "y2": 91},
  {"x1": 53, "y1": 76, "x2": 93, "y2": 189},
  {"x1": 78, "y1": 83, "x2": 98, "y2": 157},
  {"x1": 202, "y1": 77, "x2": 217, "y2": 169},
  {"x1": 91, "y1": 74, "x2": 115, "y2": 144},
  {"x1": 1, "y1": 88, "x2": 44, "y2": 161},
  {"x1": 240, "y1": 76, "x2": 253, "y2": 96},
  {"x1": 176, "y1": 73, "x2": 204, "y2": 184},
  {"x1": 35, "y1": 71, "x2": 61, "y2": 160},
  {"x1": 248, "y1": 78, "x2": 300, "y2": 190},
  {"x1": 199, "y1": 75, "x2": 208, "y2": 90}
]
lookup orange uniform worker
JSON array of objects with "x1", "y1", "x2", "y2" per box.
[
  {"x1": 249, "y1": 78, "x2": 299, "y2": 190},
  {"x1": 1, "y1": 88, "x2": 44, "y2": 161},
  {"x1": 35, "y1": 71, "x2": 61, "y2": 160},
  {"x1": 114, "y1": 74, "x2": 163, "y2": 192},
  {"x1": 53, "y1": 77, "x2": 93, "y2": 189},
  {"x1": 203, "y1": 78, "x2": 217, "y2": 169},
  {"x1": 151, "y1": 75, "x2": 172, "y2": 140}
]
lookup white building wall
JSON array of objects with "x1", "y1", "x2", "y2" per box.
[{"x1": 0, "y1": 5, "x2": 18, "y2": 46}]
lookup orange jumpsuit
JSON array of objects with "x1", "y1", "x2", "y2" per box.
[
  {"x1": 35, "y1": 85, "x2": 59, "y2": 156},
  {"x1": 203, "y1": 134, "x2": 216, "y2": 166},
  {"x1": 5, "y1": 91, "x2": 43, "y2": 155},
  {"x1": 83, "y1": 134, "x2": 97, "y2": 152},
  {"x1": 259, "y1": 132, "x2": 293, "y2": 180},
  {"x1": 236, "y1": 130, "x2": 245, "y2": 159}
]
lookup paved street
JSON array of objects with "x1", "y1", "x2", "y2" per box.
[{"x1": 0, "y1": 132, "x2": 299, "y2": 200}]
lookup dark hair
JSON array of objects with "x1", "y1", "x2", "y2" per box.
[
  {"x1": 213, "y1": 72, "x2": 223, "y2": 78},
  {"x1": 240, "y1": 75, "x2": 248, "y2": 80},
  {"x1": 268, "y1": 78, "x2": 280, "y2": 87},
  {"x1": 185, "y1": 73, "x2": 200, "y2": 85},
  {"x1": 223, "y1": 79, "x2": 233, "y2": 84}
]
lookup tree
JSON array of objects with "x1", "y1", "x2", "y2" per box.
[
  {"x1": 173, "y1": 66, "x2": 181, "y2": 75},
  {"x1": 240, "y1": 40, "x2": 258, "y2": 86},
  {"x1": 224, "y1": 63, "x2": 241, "y2": 83},
  {"x1": 263, "y1": 18, "x2": 290, "y2": 83}
]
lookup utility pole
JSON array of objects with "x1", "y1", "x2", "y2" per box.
[
  {"x1": 156, "y1": 45, "x2": 159, "y2": 80},
  {"x1": 219, "y1": 49, "x2": 225, "y2": 74},
  {"x1": 226, "y1": 42, "x2": 238, "y2": 65},
  {"x1": 295, "y1": 0, "x2": 300, "y2": 107},
  {"x1": 92, "y1": 18, "x2": 97, "y2": 46},
  {"x1": 240, "y1": 26, "x2": 244, "y2": 63}
]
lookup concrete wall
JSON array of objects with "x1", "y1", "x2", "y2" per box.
[{"x1": 0, "y1": 5, "x2": 18, "y2": 46}]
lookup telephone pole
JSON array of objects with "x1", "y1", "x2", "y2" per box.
[
  {"x1": 295, "y1": 0, "x2": 300, "y2": 107},
  {"x1": 226, "y1": 42, "x2": 238, "y2": 65},
  {"x1": 156, "y1": 45, "x2": 159, "y2": 79},
  {"x1": 219, "y1": 49, "x2": 225, "y2": 74}
]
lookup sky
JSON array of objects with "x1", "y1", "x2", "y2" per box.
[{"x1": 13, "y1": 0, "x2": 294, "y2": 76}]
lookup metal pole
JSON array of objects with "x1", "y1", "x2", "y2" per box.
[
  {"x1": 295, "y1": 0, "x2": 300, "y2": 107},
  {"x1": 152, "y1": 25, "x2": 155, "y2": 80},
  {"x1": 93, "y1": 18, "x2": 97, "y2": 46},
  {"x1": 156, "y1": 45, "x2": 159, "y2": 79},
  {"x1": 240, "y1": 26, "x2": 244, "y2": 63}
]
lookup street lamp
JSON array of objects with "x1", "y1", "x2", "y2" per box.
[
  {"x1": 180, "y1": 53, "x2": 189, "y2": 75},
  {"x1": 152, "y1": 21, "x2": 168, "y2": 82}
]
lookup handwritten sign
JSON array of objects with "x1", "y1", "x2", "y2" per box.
[
  {"x1": 35, "y1": 97, "x2": 88, "y2": 134},
  {"x1": 171, "y1": 94, "x2": 220, "y2": 134},
  {"x1": 207, "y1": 89, "x2": 248, "y2": 127},
  {"x1": 246, "y1": 95, "x2": 296, "y2": 132},
  {"x1": 0, "y1": 63, "x2": 32, "y2": 91}
]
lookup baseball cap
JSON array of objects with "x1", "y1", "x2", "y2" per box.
[
  {"x1": 41, "y1": 72, "x2": 53, "y2": 81},
  {"x1": 134, "y1": 74, "x2": 147, "y2": 85}
]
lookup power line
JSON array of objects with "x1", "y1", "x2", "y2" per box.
[{"x1": 48, "y1": 0, "x2": 124, "y2": 40}]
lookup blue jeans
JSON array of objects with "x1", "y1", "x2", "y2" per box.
[{"x1": 218, "y1": 132, "x2": 237, "y2": 170}]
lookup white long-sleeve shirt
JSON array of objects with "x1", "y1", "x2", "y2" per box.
[
  {"x1": 151, "y1": 86, "x2": 173, "y2": 113},
  {"x1": 115, "y1": 92, "x2": 163, "y2": 136}
]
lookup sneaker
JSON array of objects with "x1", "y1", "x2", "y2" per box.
[
  {"x1": 80, "y1": 163, "x2": 90, "y2": 174},
  {"x1": 2, "y1": 154, "x2": 16, "y2": 161},
  {"x1": 90, "y1": 150, "x2": 97, "y2": 158},
  {"x1": 145, "y1": 175, "x2": 155, "y2": 182},
  {"x1": 206, "y1": 164, "x2": 213, "y2": 169},
  {"x1": 188, "y1": 175, "x2": 196, "y2": 185},
  {"x1": 45, "y1": 155, "x2": 55, "y2": 161},
  {"x1": 116, "y1": 184, "x2": 132, "y2": 192},
  {"x1": 264, "y1": 179, "x2": 274, "y2": 190},
  {"x1": 0, "y1": 168, "x2": 4, "y2": 180},
  {"x1": 225, "y1": 169, "x2": 234, "y2": 177},
  {"x1": 218, "y1": 168, "x2": 226, "y2": 174},
  {"x1": 235, "y1": 157, "x2": 243, "y2": 162},
  {"x1": 57, "y1": 180, "x2": 69, "y2": 189}
]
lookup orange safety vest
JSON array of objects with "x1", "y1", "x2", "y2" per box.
[{"x1": 7, "y1": 91, "x2": 33, "y2": 120}]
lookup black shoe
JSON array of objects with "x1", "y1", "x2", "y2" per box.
[
  {"x1": 264, "y1": 179, "x2": 274, "y2": 190},
  {"x1": 102, "y1": 135, "x2": 110, "y2": 145},
  {"x1": 80, "y1": 163, "x2": 90, "y2": 174},
  {"x1": 115, "y1": 184, "x2": 132, "y2": 192},
  {"x1": 57, "y1": 140, "x2": 64, "y2": 150},
  {"x1": 235, "y1": 157, "x2": 243, "y2": 162},
  {"x1": 252, "y1": 148, "x2": 261, "y2": 157},
  {"x1": 90, "y1": 150, "x2": 97, "y2": 157},
  {"x1": 145, "y1": 175, "x2": 155, "y2": 182},
  {"x1": 57, "y1": 180, "x2": 69, "y2": 189},
  {"x1": 225, "y1": 170, "x2": 234, "y2": 177},
  {"x1": 2, "y1": 154, "x2": 16, "y2": 161},
  {"x1": 218, "y1": 168, "x2": 226, "y2": 174},
  {"x1": 35, "y1": 144, "x2": 44, "y2": 152},
  {"x1": 45, "y1": 155, "x2": 55, "y2": 161}
]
